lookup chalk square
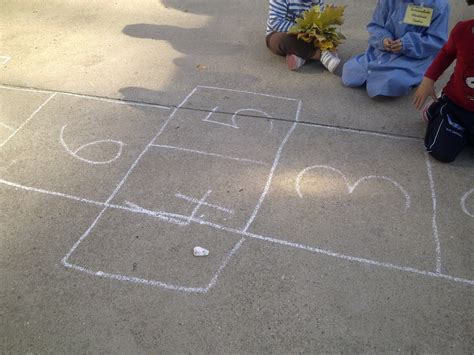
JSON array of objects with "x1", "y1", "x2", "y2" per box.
[
  {"x1": 0, "y1": 93, "x2": 169, "y2": 202},
  {"x1": 249, "y1": 125, "x2": 437, "y2": 271},
  {"x1": 429, "y1": 158, "x2": 474, "y2": 279},
  {"x1": 0, "y1": 88, "x2": 53, "y2": 146},
  {"x1": 66, "y1": 207, "x2": 243, "y2": 290},
  {"x1": 156, "y1": 86, "x2": 300, "y2": 163},
  {"x1": 110, "y1": 147, "x2": 273, "y2": 231}
]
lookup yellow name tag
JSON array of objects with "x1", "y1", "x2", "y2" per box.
[{"x1": 403, "y1": 4, "x2": 433, "y2": 27}]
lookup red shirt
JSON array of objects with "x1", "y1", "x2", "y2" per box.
[{"x1": 425, "y1": 20, "x2": 474, "y2": 112}]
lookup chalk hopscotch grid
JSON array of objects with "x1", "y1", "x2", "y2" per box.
[
  {"x1": 58, "y1": 86, "x2": 301, "y2": 292},
  {"x1": 0, "y1": 85, "x2": 473, "y2": 290}
]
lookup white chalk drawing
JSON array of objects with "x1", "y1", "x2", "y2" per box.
[
  {"x1": 461, "y1": 188, "x2": 474, "y2": 218},
  {"x1": 175, "y1": 191, "x2": 234, "y2": 215},
  {"x1": 425, "y1": 157, "x2": 442, "y2": 273},
  {"x1": 60, "y1": 124, "x2": 124, "y2": 165},
  {"x1": 203, "y1": 106, "x2": 273, "y2": 130},
  {"x1": 150, "y1": 144, "x2": 267, "y2": 165},
  {"x1": 0, "y1": 56, "x2": 11, "y2": 65},
  {"x1": 295, "y1": 165, "x2": 411, "y2": 211},
  {"x1": 0, "y1": 93, "x2": 57, "y2": 148},
  {"x1": 0, "y1": 84, "x2": 473, "y2": 292},
  {"x1": 124, "y1": 201, "x2": 189, "y2": 226},
  {"x1": 0, "y1": 121, "x2": 15, "y2": 132}
]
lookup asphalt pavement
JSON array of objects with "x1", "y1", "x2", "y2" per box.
[{"x1": 1, "y1": 0, "x2": 473, "y2": 352}]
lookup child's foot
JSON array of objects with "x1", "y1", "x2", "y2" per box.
[
  {"x1": 320, "y1": 50, "x2": 341, "y2": 73},
  {"x1": 422, "y1": 99, "x2": 434, "y2": 124},
  {"x1": 286, "y1": 54, "x2": 306, "y2": 71}
]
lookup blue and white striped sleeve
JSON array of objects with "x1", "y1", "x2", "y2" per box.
[{"x1": 267, "y1": 0, "x2": 294, "y2": 34}]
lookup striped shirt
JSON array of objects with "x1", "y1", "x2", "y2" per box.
[{"x1": 266, "y1": 0, "x2": 325, "y2": 36}]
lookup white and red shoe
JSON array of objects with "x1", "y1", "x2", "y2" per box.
[{"x1": 286, "y1": 54, "x2": 306, "y2": 71}]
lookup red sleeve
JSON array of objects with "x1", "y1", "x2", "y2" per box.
[{"x1": 424, "y1": 23, "x2": 459, "y2": 81}]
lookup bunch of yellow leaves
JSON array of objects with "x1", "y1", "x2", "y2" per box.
[{"x1": 288, "y1": 5, "x2": 347, "y2": 52}]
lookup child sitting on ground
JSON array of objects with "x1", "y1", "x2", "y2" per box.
[
  {"x1": 342, "y1": 0, "x2": 449, "y2": 98},
  {"x1": 413, "y1": 0, "x2": 474, "y2": 163},
  {"x1": 266, "y1": 0, "x2": 341, "y2": 72}
]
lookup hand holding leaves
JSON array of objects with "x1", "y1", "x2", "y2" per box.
[{"x1": 288, "y1": 5, "x2": 347, "y2": 52}]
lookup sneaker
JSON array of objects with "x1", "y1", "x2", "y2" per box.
[
  {"x1": 320, "y1": 50, "x2": 341, "y2": 73},
  {"x1": 286, "y1": 54, "x2": 306, "y2": 71},
  {"x1": 422, "y1": 99, "x2": 434, "y2": 124}
]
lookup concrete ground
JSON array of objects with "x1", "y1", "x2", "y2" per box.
[{"x1": 1, "y1": 0, "x2": 473, "y2": 353}]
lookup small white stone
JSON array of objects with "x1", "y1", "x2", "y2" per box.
[{"x1": 193, "y1": 246, "x2": 209, "y2": 257}]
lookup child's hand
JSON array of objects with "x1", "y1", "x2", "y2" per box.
[
  {"x1": 390, "y1": 39, "x2": 403, "y2": 53},
  {"x1": 413, "y1": 77, "x2": 437, "y2": 110},
  {"x1": 383, "y1": 38, "x2": 393, "y2": 52}
]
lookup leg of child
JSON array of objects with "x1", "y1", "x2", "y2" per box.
[
  {"x1": 266, "y1": 32, "x2": 321, "y2": 70},
  {"x1": 266, "y1": 32, "x2": 340, "y2": 72},
  {"x1": 424, "y1": 97, "x2": 468, "y2": 162},
  {"x1": 266, "y1": 32, "x2": 320, "y2": 60}
]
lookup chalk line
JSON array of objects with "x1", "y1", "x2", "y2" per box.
[
  {"x1": 124, "y1": 201, "x2": 189, "y2": 226},
  {"x1": 232, "y1": 109, "x2": 274, "y2": 130},
  {"x1": 176, "y1": 192, "x2": 234, "y2": 214},
  {"x1": 0, "y1": 56, "x2": 11, "y2": 65},
  {"x1": 2, "y1": 176, "x2": 472, "y2": 286},
  {"x1": 295, "y1": 165, "x2": 411, "y2": 211},
  {"x1": 196, "y1": 85, "x2": 300, "y2": 102},
  {"x1": 461, "y1": 188, "x2": 474, "y2": 218},
  {"x1": 187, "y1": 190, "x2": 212, "y2": 224},
  {"x1": 150, "y1": 144, "x2": 267, "y2": 165},
  {"x1": 62, "y1": 261, "x2": 207, "y2": 293},
  {"x1": 205, "y1": 237, "x2": 245, "y2": 291},
  {"x1": 0, "y1": 121, "x2": 15, "y2": 132},
  {"x1": 60, "y1": 124, "x2": 124, "y2": 165},
  {"x1": 242, "y1": 100, "x2": 302, "y2": 233},
  {"x1": 0, "y1": 178, "x2": 106, "y2": 207},
  {"x1": 203, "y1": 107, "x2": 274, "y2": 130},
  {"x1": 203, "y1": 106, "x2": 239, "y2": 128},
  {"x1": 0, "y1": 93, "x2": 57, "y2": 148},
  {"x1": 425, "y1": 155, "x2": 442, "y2": 273}
]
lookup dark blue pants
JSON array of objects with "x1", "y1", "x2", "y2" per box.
[{"x1": 424, "y1": 95, "x2": 474, "y2": 162}]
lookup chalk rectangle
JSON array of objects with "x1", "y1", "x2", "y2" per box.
[
  {"x1": 66, "y1": 207, "x2": 243, "y2": 290},
  {"x1": 156, "y1": 86, "x2": 300, "y2": 164},
  {"x1": 0, "y1": 93, "x2": 169, "y2": 202},
  {"x1": 428, "y1": 160, "x2": 474, "y2": 279},
  {"x1": 248, "y1": 125, "x2": 438, "y2": 271}
]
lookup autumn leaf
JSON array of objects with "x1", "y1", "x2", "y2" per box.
[{"x1": 288, "y1": 4, "x2": 347, "y2": 51}]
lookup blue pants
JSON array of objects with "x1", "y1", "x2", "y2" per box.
[{"x1": 424, "y1": 95, "x2": 474, "y2": 163}]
